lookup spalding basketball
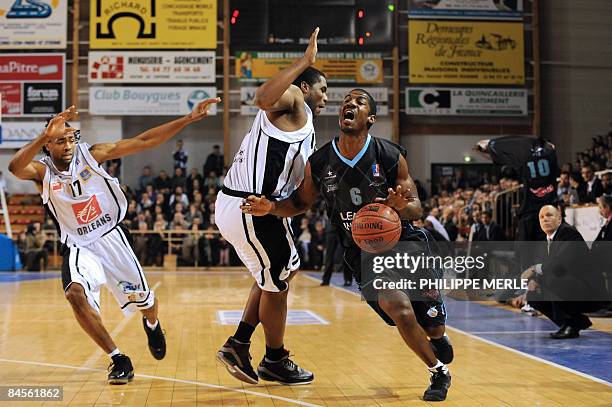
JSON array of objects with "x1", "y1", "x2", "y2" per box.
[{"x1": 351, "y1": 203, "x2": 401, "y2": 253}]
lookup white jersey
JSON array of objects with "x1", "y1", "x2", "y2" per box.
[
  {"x1": 41, "y1": 143, "x2": 127, "y2": 247},
  {"x1": 223, "y1": 102, "x2": 315, "y2": 200}
]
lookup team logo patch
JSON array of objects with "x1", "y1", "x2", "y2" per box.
[
  {"x1": 372, "y1": 164, "x2": 381, "y2": 178},
  {"x1": 427, "y1": 306, "x2": 439, "y2": 318},
  {"x1": 118, "y1": 281, "x2": 142, "y2": 294},
  {"x1": 79, "y1": 167, "x2": 92, "y2": 182},
  {"x1": 71, "y1": 195, "x2": 102, "y2": 225}
]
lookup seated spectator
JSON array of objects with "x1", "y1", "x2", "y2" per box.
[
  {"x1": 168, "y1": 186, "x2": 189, "y2": 208},
  {"x1": 581, "y1": 164, "x2": 603, "y2": 203},
  {"x1": 125, "y1": 200, "x2": 139, "y2": 225},
  {"x1": 569, "y1": 171, "x2": 587, "y2": 204},
  {"x1": 185, "y1": 203, "x2": 204, "y2": 228},
  {"x1": 473, "y1": 210, "x2": 504, "y2": 241},
  {"x1": 139, "y1": 191, "x2": 154, "y2": 212},
  {"x1": 442, "y1": 207, "x2": 458, "y2": 242},
  {"x1": 310, "y1": 220, "x2": 326, "y2": 270},
  {"x1": 24, "y1": 222, "x2": 47, "y2": 271},
  {"x1": 171, "y1": 167, "x2": 187, "y2": 191},
  {"x1": 181, "y1": 220, "x2": 202, "y2": 267},
  {"x1": 186, "y1": 168, "x2": 203, "y2": 194},
  {"x1": 189, "y1": 179, "x2": 203, "y2": 202},
  {"x1": 204, "y1": 171, "x2": 221, "y2": 190},
  {"x1": 154, "y1": 170, "x2": 172, "y2": 192},
  {"x1": 602, "y1": 173, "x2": 611, "y2": 195},
  {"x1": 138, "y1": 166, "x2": 154, "y2": 193},
  {"x1": 133, "y1": 221, "x2": 149, "y2": 265},
  {"x1": 148, "y1": 220, "x2": 167, "y2": 267},
  {"x1": 557, "y1": 171, "x2": 571, "y2": 202}
]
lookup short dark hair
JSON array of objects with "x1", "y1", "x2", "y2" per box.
[
  {"x1": 601, "y1": 194, "x2": 612, "y2": 208},
  {"x1": 482, "y1": 210, "x2": 493, "y2": 218},
  {"x1": 570, "y1": 171, "x2": 583, "y2": 183},
  {"x1": 351, "y1": 88, "x2": 377, "y2": 116},
  {"x1": 292, "y1": 67, "x2": 326, "y2": 89}
]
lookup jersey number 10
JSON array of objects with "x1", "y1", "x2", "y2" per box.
[{"x1": 527, "y1": 159, "x2": 550, "y2": 178}]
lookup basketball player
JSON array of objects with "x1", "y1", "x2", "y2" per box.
[
  {"x1": 215, "y1": 27, "x2": 327, "y2": 385},
  {"x1": 8, "y1": 98, "x2": 220, "y2": 384},
  {"x1": 243, "y1": 89, "x2": 453, "y2": 401}
]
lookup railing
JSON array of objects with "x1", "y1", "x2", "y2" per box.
[{"x1": 492, "y1": 185, "x2": 522, "y2": 240}]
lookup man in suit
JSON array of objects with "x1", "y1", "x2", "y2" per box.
[
  {"x1": 581, "y1": 164, "x2": 604, "y2": 203},
  {"x1": 473, "y1": 210, "x2": 504, "y2": 241},
  {"x1": 521, "y1": 205, "x2": 608, "y2": 339},
  {"x1": 595, "y1": 194, "x2": 612, "y2": 241}
]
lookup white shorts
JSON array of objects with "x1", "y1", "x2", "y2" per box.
[
  {"x1": 61, "y1": 224, "x2": 155, "y2": 316},
  {"x1": 216, "y1": 190, "x2": 300, "y2": 292}
]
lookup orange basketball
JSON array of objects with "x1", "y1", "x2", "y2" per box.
[{"x1": 351, "y1": 203, "x2": 402, "y2": 254}]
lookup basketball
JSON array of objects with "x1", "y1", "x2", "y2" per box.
[{"x1": 351, "y1": 203, "x2": 402, "y2": 253}]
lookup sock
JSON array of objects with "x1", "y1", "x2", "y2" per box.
[
  {"x1": 108, "y1": 348, "x2": 121, "y2": 358},
  {"x1": 145, "y1": 318, "x2": 159, "y2": 330},
  {"x1": 265, "y1": 345, "x2": 286, "y2": 362},
  {"x1": 234, "y1": 321, "x2": 255, "y2": 343},
  {"x1": 428, "y1": 360, "x2": 448, "y2": 374}
]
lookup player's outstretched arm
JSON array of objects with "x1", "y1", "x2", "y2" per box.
[
  {"x1": 253, "y1": 27, "x2": 319, "y2": 112},
  {"x1": 241, "y1": 162, "x2": 320, "y2": 217},
  {"x1": 375, "y1": 155, "x2": 422, "y2": 221},
  {"x1": 8, "y1": 105, "x2": 78, "y2": 181},
  {"x1": 89, "y1": 97, "x2": 220, "y2": 163}
]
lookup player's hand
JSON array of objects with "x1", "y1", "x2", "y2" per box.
[
  {"x1": 186, "y1": 97, "x2": 221, "y2": 123},
  {"x1": 527, "y1": 280, "x2": 539, "y2": 292},
  {"x1": 304, "y1": 27, "x2": 319, "y2": 65},
  {"x1": 473, "y1": 139, "x2": 490, "y2": 154},
  {"x1": 241, "y1": 195, "x2": 274, "y2": 216},
  {"x1": 43, "y1": 105, "x2": 79, "y2": 141},
  {"x1": 375, "y1": 185, "x2": 417, "y2": 211},
  {"x1": 509, "y1": 294, "x2": 526, "y2": 308}
]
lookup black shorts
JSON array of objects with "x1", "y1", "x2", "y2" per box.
[{"x1": 343, "y1": 223, "x2": 447, "y2": 327}]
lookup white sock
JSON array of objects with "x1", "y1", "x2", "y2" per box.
[
  {"x1": 146, "y1": 318, "x2": 159, "y2": 330},
  {"x1": 428, "y1": 360, "x2": 448, "y2": 374},
  {"x1": 108, "y1": 348, "x2": 121, "y2": 358}
]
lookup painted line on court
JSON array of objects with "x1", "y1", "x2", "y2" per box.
[
  {"x1": 82, "y1": 281, "x2": 162, "y2": 369},
  {"x1": 301, "y1": 273, "x2": 612, "y2": 387},
  {"x1": 0, "y1": 358, "x2": 323, "y2": 407}
]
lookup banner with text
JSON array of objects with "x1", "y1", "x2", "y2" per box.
[
  {"x1": 406, "y1": 87, "x2": 527, "y2": 116},
  {"x1": 89, "y1": 87, "x2": 217, "y2": 116},
  {"x1": 409, "y1": 20, "x2": 524, "y2": 84},
  {"x1": 409, "y1": 0, "x2": 523, "y2": 20},
  {"x1": 88, "y1": 51, "x2": 215, "y2": 83},
  {"x1": 236, "y1": 52, "x2": 383, "y2": 84},
  {"x1": 241, "y1": 87, "x2": 388, "y2": 116},
  {"x1": 0, "y1": 121, "x2": 80, "y2": 149},
  {"x1": 90, "y1": 0, "x2": 216, "y2": 49},
  {"x1": 0, "y1": 54, "x2": 65, "y2": 117},
  {"x1": 0, "y1": 0, "x2": 67, "y2": 48}
]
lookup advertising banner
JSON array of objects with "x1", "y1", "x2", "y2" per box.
[
  {"x1": 88, "y1": 51, "x2": 216, "y2": 83},
  {"x1": 0, "y1": 121, "x2": 79, "y2": 149},
  {"x1": 241, "y1": 87, "x2": 388, "y2": 116},
  {"x1": 90, "y1": 0, "x2": 217, "y2": 49},
  {"x1": 409, "y1": 0, "x2": 523, "y2": 20},
  {"x1": 0, "y1": 53, "x2": 65, "y2": 117},
  {"x1": 236, "y1": 52, "x2": 383, "y2": 84},
  {"x1": 406, "y1": 87, "x2": 527, "y2": 116},
  {"x1": 408, "y1": 20, "x2": 524, "y2": 84},
  {"x1": 89, "y1": 86, "x2": 217, "y2": 116},
  {"x1": 0, "y1": 0, "x2": 67, "y2": 48}
]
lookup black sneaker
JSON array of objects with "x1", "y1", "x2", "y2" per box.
[
  {"x1": 143, "y1": 317, "x2": 166, "y2": 360},
  {"x1": 216, "y1": 336, "x2": 258, "y2": 384},
  {"x1": 108, "y1": 354, "x2": 134, "y2": 385},
  {"x1": 257, "y1": 349, "x2": 314, "y2": 385},
  {"x1": 423, "y1": 366, "x2": 451, "y2": 401},
  {"x1": 430, "y1": 334, "x2": 454, "y2": 364}
]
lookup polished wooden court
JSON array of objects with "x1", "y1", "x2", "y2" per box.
[{"x1": 0, "y1": 270, "x2": 610, "y2": 406}]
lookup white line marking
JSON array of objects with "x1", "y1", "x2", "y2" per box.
[
  {"x1": 0, "y1": 358, "x2": 323, "y2": 407},
  {"x1": 301, "y1": 273, "x2": 612, "y2": 387},
  {"x1": 82, "y1": 281, "x2": 162, "y2": 368}
]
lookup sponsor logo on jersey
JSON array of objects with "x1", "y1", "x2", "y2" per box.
[
  {"x1": 529, "y1": 184, "x2": 554, "y2": 198},
  {"x1": 71, "y1": 195, "x2": 102, "y2": 225},
  {"x1": 79, "y1": 167, "x2": 92, "y2": 182},
  {"x1": 118, "y1": 280, "x2": 142, "y2": 294},
  {"x1": 323, "y1": 168, "x2": 338, "y2": 193},
  {"x1": 52, "y1": 182, "x2": 62, "y2": 192}
]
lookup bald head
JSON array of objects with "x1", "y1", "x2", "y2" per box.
[{"x1": 539, "y1": 205, "x2": 562, "y2": 236}]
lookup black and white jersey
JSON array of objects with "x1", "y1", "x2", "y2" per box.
[
  {"x1": 40, "y1": 143, "x2": 127, "y2": 247},
  {"x1": 309, "y1": 135, "x2": 407, "y2": 248},
  {"x1": 223, "y1": 102, "x2": 316, "y2": 200}
]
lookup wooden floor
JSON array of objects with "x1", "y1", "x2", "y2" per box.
[{"x1": 0, "y1": 270, "x2": 610, "y2": 407}]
